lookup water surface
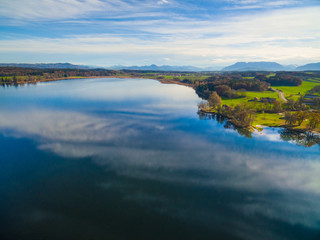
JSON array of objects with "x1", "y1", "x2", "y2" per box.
[{"x1": 0, "y1": 78, "x2": 319, "y2": 240}]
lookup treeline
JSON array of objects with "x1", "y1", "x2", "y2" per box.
[
  {"x1": 0, "y1": 67, "x2": 119, "y2": 77},
  {"x1": 0, "y1": 67, "x2": 120, "y2": 84},
  {"x1": 196, "y1": 79, "x2": 269, "y2": 99},
  {"x1": 237, "y1": 71, "x2": 317, "y2": 85},
  {"x1": 204, "y1": 72, "x2": 305, "y2": 86},
  {"x1": 255, "y1": 73, "x2": 303, "y2": 86}
]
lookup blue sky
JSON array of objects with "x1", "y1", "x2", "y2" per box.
[{"x1": 0, "y1": 0, "x2": 319, "y2": 68}]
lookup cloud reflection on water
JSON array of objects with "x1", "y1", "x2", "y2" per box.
[{"x1": 0, "y1": 107, "x2": 320, "y2": 230}]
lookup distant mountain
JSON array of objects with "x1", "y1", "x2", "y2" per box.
[
  {"x1": 0, "y1": 63, "x2": 94, "y2": 69},
  {"x1": 2, "y1": 62, "x2": 320, "y2": 72},
  {"x1": 110, "y1": 64, "x2": 216, "y2": 72},
  {"x1": 222, "y1": 62, "x2": 285, "y2": 71},
  {"x1": 295, "y1": 62, "x2": 320, "y2": 71}
]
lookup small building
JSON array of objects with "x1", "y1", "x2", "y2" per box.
[
  {"x1": 222, "y1": 104, "x2": 233, "y2": 111},
  {"x1": 261, "y1": 97, "x2": 276, "y2": 103},
  {"x1": 304, "y1": 94, "x2": 318, "y2": 99},
  {"x1": 303, "y1": 94, "x2": 319, "y2": 105}
]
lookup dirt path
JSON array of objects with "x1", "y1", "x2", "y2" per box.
[{"x1": 272, "y1": 88, "x2": 288, "y2": 102}]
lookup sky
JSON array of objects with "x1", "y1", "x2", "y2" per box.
[{"x1": 0, "y1": 0, "x2": 320, "y2": 68}]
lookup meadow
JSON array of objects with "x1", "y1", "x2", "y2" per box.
[{"x1": 273, "y1": 78, "x2": 320, "y2": 99}]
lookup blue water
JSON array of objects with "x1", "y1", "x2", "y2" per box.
[{"x1": 0, "y1": 78, "x2": 319, "y2": 240}]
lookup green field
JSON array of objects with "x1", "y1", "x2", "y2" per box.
[
  {"x1": 221, "y1": 78, "x2": 320, "y2": 105},
  {"x1": 221, "y1": 97, "x2": 248, "y2": 106},
  {"x1": 245, "y1": 91, "x2": 279, "y2": 99},
  {"x1": 266, "y1": 73, "x2": 276, "y2": 78},
  {"x1": 273, "y1": 78, "x2": 320, "y2": 100},
  {"x1": 252, "y1": 113, "x2": 284, "y2": 127},
  {"x1": 221, "y1": 90, "x2": 279, "y2": 106}
]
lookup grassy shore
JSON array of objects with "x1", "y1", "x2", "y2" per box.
[{"x1": 253, "y1": 112, "x2": 320, "y2": 133}]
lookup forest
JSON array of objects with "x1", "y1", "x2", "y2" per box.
[{"x1": 0, "y1": 67, "x2": 119, "y2": 84}]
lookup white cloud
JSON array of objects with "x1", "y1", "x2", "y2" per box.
[
  {"x1": 225, "y1": 0, "x2": 300, "y2": 10},
  {"x1": 0, "y1": 1, "x2": 319, "y2": 66},
  {"x1": 1, "y1": 6, "x2": 320, "y2": 66},
  {"x1": 157, "y1": 0, "x2": 169, "y2": 5},
  {"x1": 0, "y1": 0, "x2": 165, "y2": 21},
  {"x1": 0, "y1": 0, "x2": 103, "y2": 20}
]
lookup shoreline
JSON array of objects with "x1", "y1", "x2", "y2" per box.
[
  {"x1": 157, "y1": 78, "x2": 193, "y2": 87},
  {"x1": 2, "y1": 75, "x2": 192, "y2": 87},
  {"x1": 199, "y1": 109, "x2": 320, "y2": 134}
]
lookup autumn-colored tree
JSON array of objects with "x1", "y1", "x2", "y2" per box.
[
  {"x1": 314, "y1": 97, "x2": 320, "y2": 108},
  {"x1": 232, "y1": 104, "x2": 256, "y2": 127},
  {"x1": 295, "y1": 111, "x2": 306, "y2": 126},
  {"x1": 284, "y1": 112, "x2": 297, "y2": 126},
  {"x1": 307, "y1": 112, "x2": 320, "y2": 130},
  {"x1": 272, "y1": 101, "x2": 282, "y2": 113},
  {"x1": 208, "y1": 91, "x2": 221, "y2": 108},
  {"x1": 198, "y1": 101, "x2": 209, "y2": 110}
]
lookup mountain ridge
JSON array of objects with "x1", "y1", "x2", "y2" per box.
[
  {"x1": 1, "y1": 61, "x2": 320, "y2": 72},
  {"x1": 109, "y1": 64, "x2": 217, "y2": 71},
  {"x1": 0, "y1": 63, "x2": 94, "y2": 69},
  {"x1": 222, "y1": 61, "x2": 320, "y2": 71},
  {"x1": 295, "y1": 62, "x2": 320, "y2": 71},
  {"x1": 222, "y1": 62, "x2": 285, "y2": 71}
]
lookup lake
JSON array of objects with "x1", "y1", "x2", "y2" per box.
[{"x1": 0, "y1": 78, "x2": 319, "y2": 240}]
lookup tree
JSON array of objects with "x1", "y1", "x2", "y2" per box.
[
  {"x1": 208, "y1": 91, "x2": 221, "y2": 108},
  {"x1": 285, "y1": 99, "x2": 296, "y2": 111},
  {"x1": 215, "y1": 85, "x2": 232, "y2": 98},
  {"x1": 232, "y1": 104, "x2": 256, "y2": 127},
  {"x1": 272, "y1": 101, "x2": 282, "y2": 113},
  {"x1": 284, "y1": 112, "x2": 297, "y2": 126},
  {"x1": 295, "y1": 111, "x2": 306, "y2": 126},
  {"x1": 198, "y1": 101, "x2": 209, "y2": 110},
  {"x1": 307, "y1": 112, "x2": 320, "y2": 130},
  {"x1": 314, "y1": 97, "x2": 320, "y2": 108}
]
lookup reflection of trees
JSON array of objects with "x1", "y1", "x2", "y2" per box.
[
  {"x1": 1, "y1": 82, "x2": 37, "y2": 87},
  {"x1": 234, "y1": 127, "x2": 252, "y2": 138},
  {"x1": 198, "y1": 111, "x2": 212, "y2": 120},
  {"x1": 215, "y1": 114, "x2": 226, "y2": 125},
  {"x1": 197, "y1": 112, "x2": 252, "y2": 138},
  {"x1": 279, "y1": 129, "x2": 320, "y2": 147}
]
